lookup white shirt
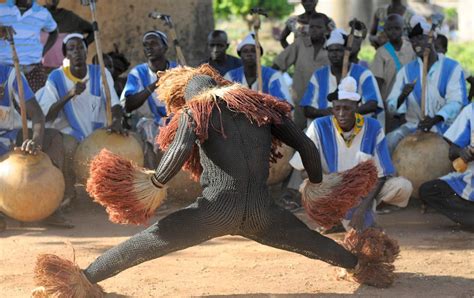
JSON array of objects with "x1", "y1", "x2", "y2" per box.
[{"x1": 38, "y1": 65, "x2": 119, "y2": 140}]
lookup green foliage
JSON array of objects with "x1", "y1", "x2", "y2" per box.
[
  {"x1": 447, "y1": 42, "x2": 474, "y2": 75},
  {"x1": 213, "y1": 0, "x2": 293, "y2": 20},
  {"x1": 443, "y1": 7, "x2": 458, "y2": 23}
]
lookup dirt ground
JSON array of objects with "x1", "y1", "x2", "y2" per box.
[{"x1": 1, "y1": 187, "x2": 473, "y2": 298}]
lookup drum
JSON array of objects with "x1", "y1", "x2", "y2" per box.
[
  {"x1": 0, "y1": 151, "x2": 65, "y2": 222},
  {"x1": 74, "y1": 129, "x2": 144, "y2": 184},
  {"x1": 392, "y1": 131, "x2": 453, "y2": 198},
  {"x1": 267, "y1": 144, "x2": 294, "y2": 185}
]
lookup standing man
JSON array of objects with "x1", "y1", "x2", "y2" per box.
[
  {"x1": 0, "y1": 0, "x2": 58, "y2": 92},
  {"x1": 121, "y1": 31, "x2": 178, "y2": 169},
  {"x1": 420, "y1": 103, "x2": 474, "y2": 229},
  {"x1": 280, "y1": 0, "x2": 333, "y2": 49},
  {"x1": 42, "y1": 0, "x2": 94, "y2": 69},
  {"x1": 291, "y1": 77, "x2": 412, "y2": 231},
  {"x1": 300, "y1": 29, "x2": 383, "y2": 124},
  {"x1": 385, "y1": 16, "x2": 467, "y2": 154},
  {"x1": 224, "y1": 33, "x2": 292, "y2": 105},
  {"x1": 371, "y1": 14, "x2": 416, "y2": 131},
  {"x1": 203, "y1": 30, "x2": 241, "y2": 76},
  {"x1": 273, "y1": 13, "x2": 329, "y2": 129}
]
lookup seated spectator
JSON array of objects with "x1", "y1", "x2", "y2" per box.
[
  {"x1": 291, "y1": 77, "x2": 412, "y2": 232},
  {"x1": 0, "y1": 63, "x2": 72, "y2": 230},
  {"x1": 121, "y1": 31, "x2": 178, "y2": 169},
  {"x1": 38, "y1": 34, "x2": 124, "y2": 204},
  {"x1": 300, "y1": 29, "x2": 383, "y2": 125},
  {"x1": 435, "y1": 34, "x2": 474, "y2": 102},
  {"x1": 386, "y1": 16, "x2": 467, "y2": 154},
  {"x1": 224, "y1": 33, "x2": 292, "y2": 105},
  {"x1": 420, "y1": 103, "x2": 474, "y2": 229}
]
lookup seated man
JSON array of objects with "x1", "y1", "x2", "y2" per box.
[
  {"x1": 291, "y1": 77, "x2": 412, "y2": 231},
  {"x1": 386, "y1": 16, "x2": 467, "y2": 154},
  {"x1": 121, "y1": 31, "x2": 178, "y2": 169},
  {"x1": 38, "y1": 33, "x2": 124, "y2": 200},
  {"x1": 420, "y1": 103, "x2": 474, "y2": 229},
  {"x1": 224, "y1": 33, "x2": 293, "y2": 105},
  {"x1": 300, "y1": 29, "x2": 384, "y2": 125},
  {"x1": 0, "y1": 63, "x2": 71, "y2": 231},
  {"x1": 435, "y1": 34, "x2": 474, "y2": 102},
  {"x1": 203, "y1": 30, "x2": 241, "y2": 76}
]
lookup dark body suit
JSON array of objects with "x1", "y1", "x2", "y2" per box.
[{"x1": 84, "y1": 101, "x2": 358, "y2": 284}]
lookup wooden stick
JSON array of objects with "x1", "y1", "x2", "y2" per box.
[
  {"x1": 7, "y1": 29, "x2": 28, "y2": 142},
  {"x1": 253, "y1": 15, "x2": 263, "y2": 92},
  {"x1": 420, "y1": 30, "x2": 434, "y2": 120},
  {"x1": 167, "y1": 26, "x2": 187, "y2": 66},
  {"x1": 342, "y1": 21, "x2": 356, "y2": 79},
  {"x1": 88, "y1": 1, "x2": 112, "y2": 127}
]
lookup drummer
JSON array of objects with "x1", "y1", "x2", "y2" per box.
[
  {"x1": 290, "y1": 77, "x2": 412, "y2": 232},
  {"x1": 420, "y1": 102, "x2": 474, "y2": 229},
  {"x1": 121, "y1": 30, "x2": 178, "y2": 169},
  {"x1": 38, "y1": 33, "x2": 124, "y2": 207},
  {"x1": 0, "y1": 63, "x2": 71, "y2": 231},
  {"x1": 385, "y1": 15, "x2": 467, "y2": 154}
]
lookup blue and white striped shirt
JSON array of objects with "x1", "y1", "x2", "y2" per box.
[
  {"x1": 120, "y1": 61, "x2": 178, "y2": 125},
  {"x1": 224, "y1": 66, "x2": 293, "y2": 105},
  {"x1": 0, "y1": 64, "x2": 35, "y2": 154},
  {"x1": 290, "y1": 115, "x2": 394, "y2": 178},
  {"x1": 441, "y1": 103, "x2": 474, "y2": 202},
  {"x1": 0, "y1": 1, "x2": 57, "y2": 65},
  {"x1": 300, "y1": 63, "x2": 384, "y2": 115},
  {"x1": 387, "y1": 54, "x2": 467, "y2": 134}
]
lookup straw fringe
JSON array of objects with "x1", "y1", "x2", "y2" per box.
[
  {"x1": 86, "y1": 149, "x2": 167, "y2": 225},
  {"x1": 301, "y1": 160, "x2": 378, "y2": 229},
  {"x1": 33, "y1": 254, "x2": 103, "y2": 298},
  {"x1": 343, "y1": 228, "x2": 400, "y2": 288}
]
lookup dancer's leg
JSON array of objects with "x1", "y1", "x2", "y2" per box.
[
  {"x1": 84, "y1": 199, "x2": 231, "y2": 283},
  {"x1": 242, "y1": 205, "x2": 358, "y2": 269}
]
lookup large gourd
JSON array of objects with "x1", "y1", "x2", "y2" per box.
[
  {"x1": 74, "y1": 129, "x2": 144, "y2": 184},
  {"x1": 267, "y1": 144, "x2": 294, "y2": 185},
  {"x1": 0, "y1": 151, "x2": 65, "y2": 222},
  {"x1": 392, "y1": 132, "x2": 452, "y2": 198}
]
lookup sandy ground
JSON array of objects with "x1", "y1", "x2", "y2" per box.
[{"x1": 1, "y1": 187, "x2": 474, "y2": 298}]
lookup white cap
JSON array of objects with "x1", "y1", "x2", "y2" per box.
[
  {"x1": 325, "y1": 28, "x2": 347, "y2": 47},
  {"x1": 337, "y1": 76, "x2": 361, "y2": 102},
  {"x1": 237, "y1": 33, "x2": 256, "y2": 52},
  {"x1": 410, "y1": 15, "x2": 431, "y2": 35}
]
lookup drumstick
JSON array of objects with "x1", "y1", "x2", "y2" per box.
[{"x1": 4, "y1": 27, "x2": 28, "y2": 143}]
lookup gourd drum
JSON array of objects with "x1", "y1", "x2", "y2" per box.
[
  {"x1": 267, "y1": 144, "x2": 294, "y2": 185},
  {"x1": 0, "y1": 151, "x2": 65, "y2": 222},
  {"x1": 392, "y1": 132, "x2": 453, "y2": 198},
  {"x1": 74, "y1": 129, "x2": 144, "y2": 184}
]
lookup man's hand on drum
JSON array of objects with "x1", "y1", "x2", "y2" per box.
[
  {"x1": 107, "y1": 106, "x2": 128, "y2": 136},
  {"x1": 19, "y1": 138, "x2": 41, "y2": 155},
  {"x1": 459, "y1": 146, "x2": 474, "y2": 163},
  {"x1": 418, "y1": 115, "x2": 443, "y2": 132}
]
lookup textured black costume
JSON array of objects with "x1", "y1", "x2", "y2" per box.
[{"x1": 83, "y1": 76, "x2": 358, "y2": 284}]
